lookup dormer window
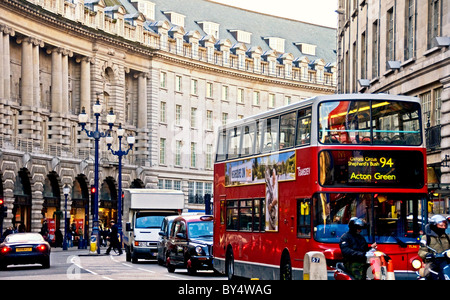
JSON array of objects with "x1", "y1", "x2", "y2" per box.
[
  {"x1": 295, "y1": 42, "x2": 317, "y2": 56},
  {"x1": 264, "y1": 37, "x2": 285, "y2": 53},
  {"x1": 198, "y1": 21, "x2": 220, "y2": 39},
  {"x1": 164, "y1": 11, "x2": 185, "y2": 27},
  {"x1": 131, "y1": 0, "x2": 155, "y2": 20},
  {"x1": 230, "y1": 30, "x2": 252, "y2": 44}
]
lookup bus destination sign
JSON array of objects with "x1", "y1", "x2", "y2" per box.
[
  {"x1": 319, "y1": 150, "x2": 424, "y2": 188},
  {"x1": 348, "y1": 155, "x2": 397, "y2": 183}
]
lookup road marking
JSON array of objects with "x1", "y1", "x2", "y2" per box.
[
  {"x1": 138, "y1": 267, "x2": 155, "y2": 273},
  {"x1": 165, "y1": 274, "x2": 187, "y2": 280}
]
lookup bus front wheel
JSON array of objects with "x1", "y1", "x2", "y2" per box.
[
  {"x1": 280, "y1": 252, "x2": 292, "y2": 280},
  {"x1": 225, "y1": 248, "x2": 235, "y2": 280}
]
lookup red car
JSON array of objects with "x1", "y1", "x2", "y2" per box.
[
  {"x1": 165, "y1": 215, "x2": 214, "y2": 275},
  {"x1": 0, "y1": 233, "x2": 51, "y2": 269}
]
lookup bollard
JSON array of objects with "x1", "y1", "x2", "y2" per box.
[
  {"x1": 89, "y1": 235, "x2": 97, "y2": 254},
  {"x1": 303, "y1": 251, "x2": 327, "y2": 280}
]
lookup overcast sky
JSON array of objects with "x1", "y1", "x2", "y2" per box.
[{"x1": 210, "y1": 0, "x2": 338, "y2": 28}]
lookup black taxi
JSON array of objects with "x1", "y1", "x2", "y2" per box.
[{"x1": 165, "y1": 215, "x2": 213, "y2": 275}]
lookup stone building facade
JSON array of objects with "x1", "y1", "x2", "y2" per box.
[
  {"x1": 336, "y1": 0, "x2": 449, "y2": 212},
  {"x1": 0, "y1": 0, "x2": 336, "y2": 238}
]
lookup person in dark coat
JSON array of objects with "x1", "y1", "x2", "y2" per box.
[
  {"x1": 339, "y1": 217, "x2": 376, "y2": 280},
  {"x1": 105, "y1": 220, "x2": 122, "y2": 255}
]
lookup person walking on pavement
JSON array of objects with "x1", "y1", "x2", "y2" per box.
[{"x1": 106, "y1": 220, "x2": 122, "y2": 255}]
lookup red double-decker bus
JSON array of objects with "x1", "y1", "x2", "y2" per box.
[{"x1": 213, "y1": 94, "x2": 427, "y2": 280}]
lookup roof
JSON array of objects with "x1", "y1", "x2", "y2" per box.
[{"x1": 115, "y1": 0, "x2": 336, "y2": 63}]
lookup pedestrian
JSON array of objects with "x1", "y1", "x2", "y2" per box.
[
  {"x1": 105, "y1": 220, "x2": 122, "y2": 255},
  {"x1": 339, "y1": 217, "x2": 377, "y2": 280}
]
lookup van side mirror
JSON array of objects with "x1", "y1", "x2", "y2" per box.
[{"x1": 126, "y1": 222, "x2": 132, "y2": 231}]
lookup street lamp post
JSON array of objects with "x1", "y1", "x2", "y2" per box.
[
  {"x1": 78, "y1": 98, "x2": 116, "y2": 254},
  {"x1": 62, "y1": 185, "x2": 70, "y2": 251},
  {"x1": 106, "y1": 124, "x2": 135, "y2": 244}
]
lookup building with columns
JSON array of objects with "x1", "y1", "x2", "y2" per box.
[
  {"x1": 336, "y1": 0, "x2": 449, "y2": 214},
  {"x1": 0, "y1": 0, "x2": 336, "y2": 240}
]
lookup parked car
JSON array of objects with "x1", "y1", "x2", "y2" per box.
[
  {"x1": 0, "y1": 233, "x2": 51, "y2": 269},
  {"x1": 157, "y1": 215, "x2": 179, "y2": 265},
  {"x1": 166, "y1": 215, "x2": 214, "y2": 275}
]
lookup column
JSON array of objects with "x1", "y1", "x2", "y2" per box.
[
  {"x1": 3, "y1": 27, "x2": 12, "y2": 99},
  {"x1": 79, "y1": 56, "x2": 91, "y2": 115},
  {"x1": 137, "y1": 73, "x2": 147, "y2": 129},
  {"x1": 32, "y1": 39, "x2": 42, "y2": 107},
  {"x1": 20, "y1": 37, "x2": 33, "y2": 107},
  {"x1": 50, "y1": 48, "x2": 62, "y2": 113},
  {"x1": 61, "y1": 52, "x2": 69, "y2": 113}
]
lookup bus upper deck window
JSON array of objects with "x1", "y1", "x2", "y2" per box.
[
  {"x1": 296, "y1": 108, "x2": 312, "y2": 146},
  {"x1": 280, "y1": 112, "x2": 296, "y2": 149},
  {"x1": 262, "y1": 117, "x2": 279, "y2": 152}
]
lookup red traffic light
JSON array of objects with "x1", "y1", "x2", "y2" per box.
[
  {"x1": 91, "y1": 186, "x2": 96, "y2": 194},
  {"x1": 0, "y1": 198, "x2": 4, "y2": 205}
]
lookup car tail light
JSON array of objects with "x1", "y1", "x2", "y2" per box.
[
  {"x1": 37, "y1": 244, "x2": 47, "y2": 252},
  {"x1": 1, "y1": 246, "x2": 12, "y2": 254}
]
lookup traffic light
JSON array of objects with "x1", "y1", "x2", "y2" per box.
[
  {"x1": 0, "y1": 198, "x2": 6, "y2": 218},
  {"x1": 90, "y1": 186, "x2": 96, "y2": 215}
]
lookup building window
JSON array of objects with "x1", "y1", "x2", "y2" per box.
[
  {"x1": 284, "y1": 96, "x2": 291, "y2": 106},
  {"x1": 191, "y1": 107, "x2": 197, "y2": 128},
  {"x1": 160, "y1": 72, "x2": 167, "y2": 88},
  {"x1": 222, "y1": 85, "x2": 229, "y2": 101},
  {"x1": 191, "y1": 79, "x2": 198, "y2": 95},
  {"x1": 206, "y1": 110, "x2": 213, "y2": 130},
  {"x1": 206, "y1": 144, "x2": 213, "y2": 169},
  {"x1": 190, "y1": 142, "x2": 197, "y2": 168},
  {"x1": 188, "y1": 181, "x2": 212, "y2": 204},
  {"x1": 253, "y1": 91, "x2": 260, "y2": 106},
  {"x1": 160, "y1": 138, "x2": 166, "y2": 165},
  {"x1": 160, "y1": 102, "x2": 166, "y2": 123},
  {"x1": 175, "y1": 75, "x2": 182, "y2": 92},
  {"x1": 405, "y1": 0, "x2": 415, "y2": 60},
  {"x1": 269, "y1": 93, "x2": 275, "y2": 108},
  {"x1": 428, "y1": 0, "x2": 441, "y2": 48},
  {"x1": 175, "y1": 105, "x2": 182, "y2": 125},
  {"x1": 222, "y1": 112, "x2": 228, "y2": 126},
  {"x1": 372, "y1": 20, "x2": 379, "y2": 78},
  {"x1": 386, "y1": 7, "x2": 395, "y2": 62},
  {"x1": 237, "y1": 88, "x2": 244, "y2": 104},
  {"x1": 361, "y1": 31, "x2": 367, "y2": 80},
  {"x1": 175, "y1": 140, "x2": 182, "y2": 166},
  {"x1": 206, "y1": 82, "x2": 213, "y2": 98}
]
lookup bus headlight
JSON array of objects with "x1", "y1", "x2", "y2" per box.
[{"x1": 411, "y1": 259, "x2": 422, "y2": 270}]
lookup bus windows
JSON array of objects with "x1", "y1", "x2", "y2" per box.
[
  {"x1": 216, "y1": 130, "x2": 227, "y2": 162},
  {"x1": 227, "y1": 127, "x2": 241, "y2": 159},
  {"x1": 239, "y1": 200, "x2": 253, "y2": 231},
  {"x1": 226, "y1": 200, "x2": 239, "y2": 230},
  {"x1": 313, "y1": 193, "x2": 371, "y2": 243},
  {"x1": 225, "y1": 199, "x2": 265, "y2": 232},
  {"x1": 312, "y1": 193, "x2": 422, "y2": 244},
  {"x1": 318, "y1": 100, "x2": 422, "y2": 145},
  {"x1": 261, "y1": 117, "x2": 279, "y2": 152},
  {"x1": 297, "y1": 199, "x2": 311, "y2": 238},
  {"x1": 280, "y1": 112, "x2": 296, "y2": 149},
  {"x1": 242, "y1": 123, "x2": 256, "y2": 156},
  {"x1": 372, "y1": 101, "x2": 421, "y2": 145},
  {"x1": 296, "y1": 108, "x2": 312, "y2": 146}
]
